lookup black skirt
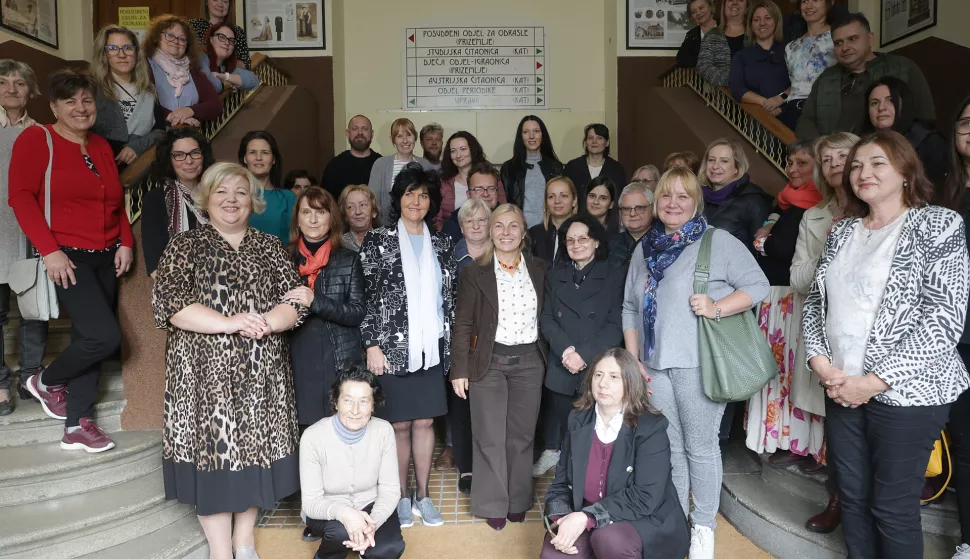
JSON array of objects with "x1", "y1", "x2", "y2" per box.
[
  {"x1": 378, "y1": 339, "x2": 448, "y2": 423},
  {"x1": 163, "y1": 453, "x2": 300, "y2": 516}
]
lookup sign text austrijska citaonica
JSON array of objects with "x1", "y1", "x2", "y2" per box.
[{"x1": 404, "y1": 27, "x2": 546, "y2": 110}]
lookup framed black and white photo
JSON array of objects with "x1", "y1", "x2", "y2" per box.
[
  {"x1": 244, "y1": 0, "x2": 326, "y2": 51},
  {"x1": 1, "y1": 0, "x2": 57, "y2": 49},
  {"x1": 626, "y1": 0, "x2": 691, "y2": 50},
  {"x1": 880, "y1": 0, "x2": 937, "y2": 48}
]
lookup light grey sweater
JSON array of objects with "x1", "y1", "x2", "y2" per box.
[
  {"x1": 622, "y1": 228, "x2": 769, "y2": 370},
  {"x1": 367, "y1": 155, "x2": 434, "y2": 226}
]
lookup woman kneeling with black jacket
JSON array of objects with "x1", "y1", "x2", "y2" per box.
[{"x1": 542, "y1": 348, "x2": 689, "y2": 559}]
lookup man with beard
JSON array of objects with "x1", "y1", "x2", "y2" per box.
[
  {"x1": 419, "y1": 122, "x2": 443, "y2": 169},
  {"x1": 321, "y1": 114, "x2": 383, "y2": 199}
]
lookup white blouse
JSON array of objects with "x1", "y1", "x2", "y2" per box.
[
  {"x1": 825, "y1": 211, "x2": 908, "y2": 377},
  {"x1": 494, "y1": 256, "x2": 539, "y2": 345}
]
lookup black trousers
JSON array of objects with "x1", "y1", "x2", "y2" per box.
[
  {"x1": 305, "y1": 503, "x2": 405, "y2": 559},
  {"x1": 0, "y1": 283, "x2": 48, "y2": 390},
  {"x1": 541, "y1": 388, "x2": 575, "y2": 451},
  {"x1": 447, "y1": 380, "x2": 473, "y2": 474},
  {"x1": 826, "y1": 396, "x2": 950, "y2": 559},
  {"x1": 43, "y1": 250, "x2": 121, "y2": 427},
  {"x1": 951, "y1": 344, "x2": 970, "y2": 544}
]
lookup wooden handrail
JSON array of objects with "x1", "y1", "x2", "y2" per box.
[{"x1": 721, "y1": 86, "x2": 797, "y2": 145}]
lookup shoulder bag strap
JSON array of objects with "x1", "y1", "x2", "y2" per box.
[
  {"x1": 692, "y1": 228, "x2": 715, "y2": 296},
  {"x1": 40, "y1": 125, "x2": 53, "y2": 227}
]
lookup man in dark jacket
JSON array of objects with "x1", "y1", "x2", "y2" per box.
[
  {"x1": 795, "y1": 12, "x2": 935, "y2": 139},
  {"x1": 443, "y1": 163, "x2": 500, "y2": 243},
  {"x1": 320, "y1": 115, "x2": 382, "y2": 200},
  {"x1": 608, "y1": 183, "x2": 654, "y2": 269}
]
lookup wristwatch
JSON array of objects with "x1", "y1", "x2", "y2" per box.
[{"x1": 780, "y1": 92, "x2": 789, "y2": 100}]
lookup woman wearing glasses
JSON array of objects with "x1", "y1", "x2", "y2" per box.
[
  {"x1": 201, "y1": 25, "x2": 258, "y2": 93},
  {"x1": 142, "y1": 127, "x2": 215, "y2": 278},
  {"x1": 143, "y1": 14, "x2": 221, "y2": 126},
  {"x1": 90, "y1": 25, "x2": 165, "y2": 167},
  {"x1": 189, "y1": 0, "x2": 250, "y2": 69},
  {"x1": 434, "y1": 131, "x2": 505, "y2": 231}
]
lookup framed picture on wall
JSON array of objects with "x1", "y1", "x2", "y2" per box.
[
  {"x1": 880, "y1": 0, "x2": 937, "y2": 48},
  {"x1": 626, "y1": 0, "x2": 692, "y2": 50},
  {"x1": 0, "y1": 0, "x2": 57, "y2": 49},
  {"x1": 244, "y1": 0, "x2": 326, "y2": 51}
]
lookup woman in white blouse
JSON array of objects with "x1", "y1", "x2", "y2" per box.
[
  {"x1": 802, "y1": 130, "x2": 970, "y2": 559},
  {"x1": 300, "y1": 367, "x2": 405, "y2": 559}
]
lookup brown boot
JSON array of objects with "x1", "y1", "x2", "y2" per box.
[
  {"x1": 434, "y1": 446, "x2": 455, "y2": 471},
  {"x1": 805, "y1": 492, "x2": 841, "y2": 534}
]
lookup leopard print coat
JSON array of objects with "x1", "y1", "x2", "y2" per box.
[{"x1": 152, "y1": 225, "x2": 307, "y2": 471}]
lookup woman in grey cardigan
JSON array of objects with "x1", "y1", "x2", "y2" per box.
[
  {"x1": 368, "y1": 118, "x2": 433, "y2": 226},
  {"x1": 90, "y1": 25, "x2": 165, "y2": 166},
  {"x1": 696, "y1": 0, "x2": 748, "y2": 87},
  {"x1": 621, "y1": 166, "x2": 768, "y2": 559}
]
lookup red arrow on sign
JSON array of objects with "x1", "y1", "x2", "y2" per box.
[
  {"x1": 409, "y1": 34, "x2": 415, "y2": 43},
  {"x1": 536, "y1": 61, "x2": 542, "y2": 70}
]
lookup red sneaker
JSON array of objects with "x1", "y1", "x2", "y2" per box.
[
  {"x1": 25, "y1": 374, "x2": 67, "y2": 420},
  {"x1": 61, "y1": 418, "x2": 116, "y2": 453}
]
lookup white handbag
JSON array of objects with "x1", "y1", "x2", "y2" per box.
[{"x1": 7, "y1": 126, "x2": 58, "y2": 321}]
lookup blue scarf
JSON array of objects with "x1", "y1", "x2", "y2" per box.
[
  {"x1": 333, "y1": 415, "x2": 366, "y2": 445},
  {"x1": 641, "y1": 215, "x2": 708, "y2": 359}
]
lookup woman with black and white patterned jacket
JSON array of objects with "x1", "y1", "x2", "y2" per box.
[{"x1": 802, "y1": 130, "x2": 970, "y2": 559}]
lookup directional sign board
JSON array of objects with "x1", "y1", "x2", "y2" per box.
[{"x1": 404, "y1": 26, "x2": 546, "y2": 110}]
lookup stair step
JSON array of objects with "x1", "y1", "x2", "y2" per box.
[
  {"x1": 8, "y1": 364, "x2": 124, "y2": 393},
  {"x1": 721, "y1": 471, "x2": 960, "y2": 559},
  {"x1": 0, "y1": 390, "x2": 126, "y2": 447},
  {"x1": 81, "y1": 511, "x2": 209, "y2": 559},
  {"x1": 0, "y1": 468, "x2": 188, "y2": 559},
  {"x1": 0, "y1": 430, "x2": 162, "y2": 506}
]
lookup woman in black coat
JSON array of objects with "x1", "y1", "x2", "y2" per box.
[
  {"x1": 533, "y1": 216, "x2": 625, "y2": 478},
  {"x1": 541, "y1": 348, "x2": 689, "y2": 559},
  {"x1": 289, "y1": 187, "x2": 365, "y2": 427},
  {"x1": 528, "y1": 177, "x2": 578, "y2": 265},
  {"x1": 500, "y1": 115, "x2": 563, "y2": 227},
  {"x1": 699, "y1": 139, "x2": 773, "y2": 254},
  {"x1": 563, "y1": 124, "x2": 626, "y2": 218}
]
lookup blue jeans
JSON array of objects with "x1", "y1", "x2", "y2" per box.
[
  {"x1": 827, "y1": 396, "x2": 950, "y2": 559},
  {"x1": 0, "y1": 283, "x2": 49, "y2": 390}
]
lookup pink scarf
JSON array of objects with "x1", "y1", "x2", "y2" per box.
[{"x1": 152, "y1": 51, "x2": 191, "y2": 98}]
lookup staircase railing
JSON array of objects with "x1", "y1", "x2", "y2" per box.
[
  {"x1": 661, "y1": 66, "x2": 796, "y2": 173},
  {"x1": 121, "y1": 53, "x2": 289, "y2": 223}
]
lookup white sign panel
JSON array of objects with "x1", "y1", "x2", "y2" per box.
[{"x1": 404, "y1": 26, "x2": 546, "y2": 110}]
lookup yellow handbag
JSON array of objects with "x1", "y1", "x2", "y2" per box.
[{"x1": 922, "y1": 430, "x2": 951, "y2": 503}]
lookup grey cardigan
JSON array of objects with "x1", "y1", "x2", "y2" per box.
[
  {"x1": 92, "y1": 90, "x2": 165, "y2": 156},
  {"x1": 622, "y1": 228, "x2": 769, "y2": 370},
  {"x1": 696, "y1": 29, "x2": 736, "y2": 87},
  {"x1": 367, "y1": 155, "x2": 434, "y2": 226}
]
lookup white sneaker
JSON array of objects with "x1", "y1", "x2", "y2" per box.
[
  {"x1": 953, "y1": 543, "x2": 970, "y2": 558},
  {"x1": 689, "y1": 524, "x2": 715, "y2": 559},
  {"x1": 532, "y1": 450, "x2": 560, "y2": 477}
]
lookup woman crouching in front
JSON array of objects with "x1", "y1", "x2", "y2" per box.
[
  {"x1": 450, "y1": 203, "x2": 548, "y2": 530},
  {"x1": 300, "y1": 367, "x2": 405, "y2": 559},
  {"x1": 541, "y1": 348, "x2": 689, "y2": 559}
]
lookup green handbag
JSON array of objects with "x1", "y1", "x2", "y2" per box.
[{"x1": 693, "y1": 229, "x2": 777, "y2": 403}]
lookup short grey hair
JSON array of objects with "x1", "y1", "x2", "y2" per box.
[
  {"x1": 457, "y1": 197, "x2": 491, "y2": 225},
  {"x1": 632, "y1": 164, "x2": 660, "y2": 183},
  {"x1": 620, "y1": 182, "x2": 655, "y2": 204},
  {"x1": 419, "y1": 122, "x2": 444, "y2": 141},
  {"x1": 0, "y1": 60, "x2": 41, "y2": 98}
]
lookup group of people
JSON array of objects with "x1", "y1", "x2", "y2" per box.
[{"x1": 1, "y1": 3, "x2": 970, "y2": 559}]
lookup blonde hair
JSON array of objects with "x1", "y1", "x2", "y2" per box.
[
  {"x1": 697, "y1": 138, "x2": 750, "y2": 186},
  {"x1": 542, "y1": 176, "x2": 578, "y2": 229},
  {"x1": 91, "y1": 25, "x2": 155, "y2": 101},
  {"x1": 338, "y1": 184, "x2": 381, "y2": 229},
  {"x1": 457, "y1": 197, "x2": 491, "y2": 225},
  {"x1": 390, "y1": 118, "x2": 417, "y2": 142},
  {"x1": 194, "y1": 162, "x2": 266, "y2": 215},
  {"x1": 813, "y1": 132, "x2": 860, "y2": 207},
  {"x1": 654, "y1": 167, "x2": 705, "y2": 218},
  {"x1": 746, "y1": 0, "x2": 784, "y2": 43},
  {"x1": 718, "y1": 0, "x2": 748, "y2": 31},
  {"x1": 480, "y1": 204, "x2": 527, "y2": 265}
]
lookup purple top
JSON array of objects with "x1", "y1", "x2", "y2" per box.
[{"x1": 582, "y1": 433, "x2": 616, "y2": 529}]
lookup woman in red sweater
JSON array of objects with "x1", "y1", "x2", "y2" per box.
[{"x1": 8, "y1": 69, "x2": 134, "y2": 453}]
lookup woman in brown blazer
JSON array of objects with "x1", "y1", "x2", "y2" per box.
[{"x1": 450, "y1": 203, "x2": 548, "y2": 531}]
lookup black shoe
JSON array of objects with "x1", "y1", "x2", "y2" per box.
[
  {"x1": 458, "y1": 474, "x2": 472, "y2": 494},
  {"x1": 302, "y1": 526, "x2": 320, "y2": 542},
  {"x1": 0, "y1": 398, "x2": 12, "y2": 416},
  {"x1": 17, "y1": 372, "x2": 37, "y2": 402}
]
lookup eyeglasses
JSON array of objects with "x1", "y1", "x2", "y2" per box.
[
  {"x1": 104, "y1": 44, "x2": 136, "y2": 56},
  {"x1": 957, "y1": 117, "x2": 970, "y2": 136},
  {"x1": 162, "y1": 31, "x2": 188, "y2": 45},
  {"x1": 841, "y1": 74, "x2": 858, "y2": 96},
  {"x1": 462, "y1": 217, "x2": 488, "y2": 227},
  {"x1": 213, "y1": 32, "x2": 236, "y2": 46},
  {"x1": 469, "y1": 186, "x2": 498, "y2": 194},
  {"x1": 172, "y1": 148, "x2": 203, "y2": 161},
  {"x1": 619, "y1": 205, "x2": 650, "y2": 216},
  {"x1": 565, "y1": 235, "x2": 592, "y2": 247}
]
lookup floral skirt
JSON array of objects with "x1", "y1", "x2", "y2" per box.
[{"x1": 744, "y1": 286, "x2": 826, "y2": 462}]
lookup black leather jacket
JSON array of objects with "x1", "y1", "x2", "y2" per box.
[
  {"x1": 703, "y1": 174, "x2": 773, "y2": 254},
  {"x1": 500, "y1": 156, "x2": 564, "y2": 208}
]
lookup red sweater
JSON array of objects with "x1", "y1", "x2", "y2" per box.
[{"x1": 8, "y1": 125, "x2": 134, "y2": 256}]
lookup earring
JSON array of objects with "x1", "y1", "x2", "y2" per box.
[{"x1": 903, "y1": 181, "x2": 909, "y2": 188}]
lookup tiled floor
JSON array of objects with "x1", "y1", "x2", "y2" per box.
[{"x1": 258, "y1": 444, "x2": 554, "y2": 528}]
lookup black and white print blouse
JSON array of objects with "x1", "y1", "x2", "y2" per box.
[{"x1": 803, "y1": 205, "x2": 970, "y2": 407}]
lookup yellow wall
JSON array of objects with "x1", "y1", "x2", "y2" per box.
[
  {"x1": 0, "y1": 1, "x2": 94, "y2": 60},
  {"x1": 852, "y1": 0, "x2": 969, "y2": 50},
  {"x1": 331, "y1": 0, "x2": 614, "y2": 163}
]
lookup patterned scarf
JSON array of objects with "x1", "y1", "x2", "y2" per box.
[
  {"x1": 641, "y1": 215, "x2": 708, "y2": 359},
  {"x1": 151, "y1": 50, "x2": 191, "y2": 97},
  {"x1": 165, "y1": 180, "x2": 208, "y2": 237},
  {"x1": 298, "y1": 237, "x2": 332, "y2": 289}
]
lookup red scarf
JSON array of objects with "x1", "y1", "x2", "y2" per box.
[
  {"x1": 776, "y1": 181, "x2": 822, "y2": 211},
  {"x1": 298, "y1": 238, "x2": 332, "y2": 289}
]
